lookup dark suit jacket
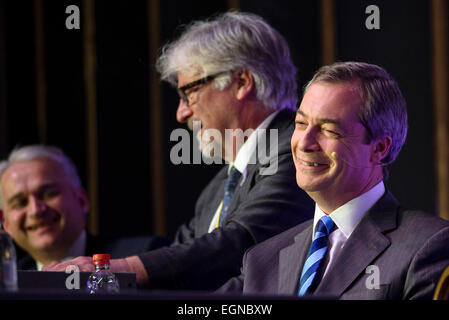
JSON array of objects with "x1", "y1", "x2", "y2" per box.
[
  {"x1": 219, "y1": 191, "x2": 449, "y2": 299},
  {"x1": 138, "y1": 109, "x2": 314, "y2": 290},
  {"x1": 16, "y1": 234, "x2": 169, "y2": 270}
]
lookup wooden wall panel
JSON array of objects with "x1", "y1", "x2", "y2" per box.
[
  {"x1": 148, "y1": 0, "x2": 165, "y2": 236},
  {"x1": 83, "y1": 0, "x2": 100, "y2": 235},
  {"x1": 431, "y1": 0, "x2": 449, "y2": 220},
  {"x1": 34, "y1": 0, "x2": 47, "y2": 144}
]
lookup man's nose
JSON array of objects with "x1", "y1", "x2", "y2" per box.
[
  {"x1": 28, "y1": 196, "x2": 47, "y2": 217},
  {"x1": 176, "y1": 99, "x2": 193, "y2": 123},
  {"x1": 297, "y1": 127, "x2": 321, "y2": 152}
]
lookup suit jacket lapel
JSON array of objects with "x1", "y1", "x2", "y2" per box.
[
  {"x1": 197, "y1": 167, "x2": 228, "y2": 235},
  {"x1": 315, "y1": 191, "x2": 399, "y2": 297},
  {"x1": 278, "y1": 225, "x2": 313, "y2": 294},
  {"x1": 227, "y1": 163, "x2": 255, "y2": 212},
  {"x1": 228, "y1": 109, "x2": 294, "y2": 215}
]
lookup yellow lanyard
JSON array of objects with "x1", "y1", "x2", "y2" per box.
[{"x1": 215, "y1": 200, "x2": 224, "y2": 229}]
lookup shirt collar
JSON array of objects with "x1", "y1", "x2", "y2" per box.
[
  {"x1": 232, "y1": 110, "x2": 279, "y2": 174},
  {"x1": 36, "y1": 230, "x2": 87, "y2": 271},
  {"x1": 312, "y1": 181, "x2": 386, "y2": 239}
]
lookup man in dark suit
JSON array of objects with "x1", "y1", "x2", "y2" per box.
[
  {"x1": 43, "y1": 12, "x2": 314, "y2": 290},
  {"x1": 218, "y1": 61, "x2": 449, "y2": 299},
  {"x1": 0, "y1": 145, "x2": 167, "y2": 271}
]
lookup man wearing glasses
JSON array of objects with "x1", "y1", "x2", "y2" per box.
[{"x1": 44, "y1": 11, "x2": 314, "y2": 290}]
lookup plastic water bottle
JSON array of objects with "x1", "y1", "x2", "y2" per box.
[
  {"x1": 87, "y1": 253, "x2": 120, "y2": 294},
  {"x1": 0, "y1": 230, "x2": 18, "y2": 292}
]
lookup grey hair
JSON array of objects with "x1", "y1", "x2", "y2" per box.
[
  {"x1": 304, "y1": 61, "x2": 408, "y2": 176},
  {"x1": 0, "y1": 145, "x2": 82, "y2": 209},
  {"x1": 156, "y1": 11, "x2": 298, "y2": 111}
]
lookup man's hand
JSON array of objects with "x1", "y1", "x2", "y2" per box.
[
  {"x1": 42, "y1": 255, "x2": 149, "y2": 287},
  {"x1": 43, "y1": 256, "x2": 95, "y2": 272}
]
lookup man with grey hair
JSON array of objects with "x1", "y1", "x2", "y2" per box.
[
  {"x1": 44, "y1": 11, "x2": 314, "y2": 290},
  {"x1": 0, "y1": 145, "x2": 167, "y2": 270},
  {"x1": 219, "y1": 61, "x2": 449, "y2": 299}
]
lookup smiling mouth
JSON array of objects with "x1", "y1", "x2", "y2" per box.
[
  {"x1": 25, "y1": 216, "x2": 60, "y2": 232},
  {"x1": 188, "y1": 118, "x2": 203, "y2": 131},
  {"x1": 299, "y1": 159, "x2": 329, "y2": 167}
]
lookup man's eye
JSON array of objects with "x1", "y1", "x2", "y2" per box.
[
  {"x1": 185, "y1": 86, "x2": 200, "y2": 96},
  {"x1": 42, "y1": 190, "x2": 60, "y2": 200},
  {"x1": 322, "y1": 128, "x2": 341, "y2": 138},
  {"x1": 10, "y1": 199, "x2": 27, "y2": 210},
  {"x1": 295, "y1": 121, "x2": 307, "y2": 128}
]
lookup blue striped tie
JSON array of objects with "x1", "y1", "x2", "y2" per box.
[
  {"x1": 219, "y1": 166, "x2": 242, "y2": 226},
  {"x1": 298, "y1": 215, "x2": 335, "y2": 296}
]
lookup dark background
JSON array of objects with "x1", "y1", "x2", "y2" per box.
[{"x1": 0, "y1": 0, "x2": 446, "y2": 239}]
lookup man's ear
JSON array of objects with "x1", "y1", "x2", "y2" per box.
[
  {"x1": 0, "y1": 209, "x2": 8, "y2": 232},
  {"x1": 236, "y1": 70, "x2": 254, "y2": 101},
  {"x1": 77, "y1": 187, "x2": 89, "y2": 215},
  {"x1": 371, "y1": 135, "x2": 392, "y2": 164}
]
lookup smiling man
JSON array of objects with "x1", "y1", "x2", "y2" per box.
[
  {"x1": 0, "y1": 150, "x2": 87, "y2": 268},
  {"x1": 0, "y1": 145, "x2": 167, "y2": 270},
  {"x1": 43, "y1": 12, "x2": 314, "y2": 290},
  {"x1": 292, "y1": 81, "x2": 389, "y2": 213},
  {"x1": 219, "y1": 61, "x2": 449, "y2": 299}
]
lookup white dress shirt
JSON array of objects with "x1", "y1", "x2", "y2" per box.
[
  {"x1": 208, "y1": 110, "x2": 280, "y2": 232},
  {"x1": 312, "y1": 181, "x2": 386, "y2": 282},
  {"x1": 36, "y1": 230, "x2": 87, "y2": 271}
]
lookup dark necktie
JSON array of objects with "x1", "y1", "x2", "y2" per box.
[
  {"x1": 218, "y1": 166, "x2": 242, "y2": 226},
  {"x1": 298, "y1": 215, "x2": 335, "y2": 296}
]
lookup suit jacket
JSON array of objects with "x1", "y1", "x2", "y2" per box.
[
  {"x1": 138, "y1": 109, "x2": 314, "y2": 290},
  {"x1": 16, "y1": 233, "x2": 169, "y2": 271},
  {"x1": 219, "y1": 191, "x2": 449, "y2": 300}
]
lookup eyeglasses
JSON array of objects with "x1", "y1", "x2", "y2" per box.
[{"x1": 177, "y1": 71, "x2": 229, "y2": 106}]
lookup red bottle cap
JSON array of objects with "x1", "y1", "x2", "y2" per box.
[{"x1": 93, "y1": 254, "x2": 110, "y2": 265}]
